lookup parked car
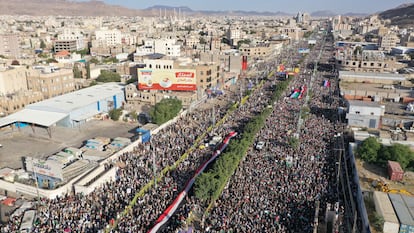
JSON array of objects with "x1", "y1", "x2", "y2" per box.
[{"x1": 255, "y1": 141, "x2": 265, "y2": 150}]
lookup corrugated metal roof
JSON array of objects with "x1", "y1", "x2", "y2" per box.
[
  {"x1": 0, "y1": 109, "x2": 68, "y2": 127},
  {"x1": 374, "y1": 191, "x2": 399, "y2": 223},
  {"x1": 0, "y1": 83, "x2": 124, "y2": 128},
  {"x1": 389, "y1": 193, "x2": 414, "y2": 226},
  {"x1": 26, "y1": 82, "x2": 124, "y2": 113},
  {"x1": 401, "y1": 195, "x2": 414, "y2": 222}
]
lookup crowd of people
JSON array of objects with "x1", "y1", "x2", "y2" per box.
[
  {"x1": 197, "y1": 40, "x2": 342, "y2": 233},
  {"x1": 0, "y1": 98, "x2": 229, "y2": 232},
  {"x1": 0, "y1": 35, "x2": 347, "y2": 233}
]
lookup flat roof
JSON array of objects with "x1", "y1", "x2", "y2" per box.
[
  {"x1": 0, "y1": 109, "x2": 68, "y2": 127},
  {"x1": 348, "y1": 100, "x2": 384, "y2": 108},
  {"x1": 27, "y1": 82, "x2": 125, "y2": 114},
  {"x1": 374, "y1": 191, "x2": 399, "y2": 223},
  {"x1": 339, "y1": 71, "x2": 406, "y2": 80},
  {"x1": 389, "y1": 193, "x2": 414, "y2": 226},
  {"x1": 0, "y1": 83, "x2": 124, "y2": 128}
]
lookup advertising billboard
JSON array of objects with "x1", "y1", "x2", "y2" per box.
[
  {"x1": 25, "y1": 157, "x2": 64, "y2": 180},
  {"x1": 138, "y1": 69, "x2": 197, "y2": 91}
]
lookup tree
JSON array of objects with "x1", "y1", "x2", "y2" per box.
[
  {"x1": 125, "y1": 77, "x2": 138, "y2": 85},
  {"x1": 357, "y1": 137, "x2": 381, "y2": 163},
  {"x1": 96, "y1": 70, "x2": 121, "y2": 83},
  {"x1": 85, "y1": 62, "x2": 91, "y2": 79},
  {"x1": 40, "y1": 39, "x2": 46, "y2": 49},
  {"x1": 378, "y1": 143, "x2": 414, "y2": 170},
  {"x1": 73, "y1": 65, "x2": 82, "y2": 79},
  {"x1": 108, "y1": 108, "x2": 123, "y2": 121},
  {"x1": 89, "y1": 57, "x2": 99, "y2": 64},
  {"x1": 194, "y1": 172, "x2": 218, "y2": 201},
  {"x1": 149, "y1": 98, "x2": 182, "y2": 125}
]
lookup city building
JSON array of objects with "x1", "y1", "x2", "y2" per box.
[
  {"x1": 27, "y1": 67, "x2": 76, "y2": 99},
  {"x1": 95, "y1": 29, "x2": 122, "y2": 47},
  {"x1": 239, "y1": 43, "x2": 271, "y2": 58},
  {"x1": 380, "y1": 33, "x2": 400, "y2": 53},
  {"x1": 55, "y1": 28, "x2": 85, "y2": 52},
  {"x1": 0, "y1": 33, "x2": 20, "y2": 58},
  {"x1": 346, "y1": 100, "x2": 385, "y2": 129},
  {"x1": 0, "y1": 82, "x2": 125, "y2": 129},
  {"x1": 0, "y1": 64, "x2": 28, "y2": 95}
]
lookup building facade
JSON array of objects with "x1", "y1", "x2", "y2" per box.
[
  {"x1": 346, "y1": 100, "x2": 385, "y2": 129},
  {"x1": 0, "y1": 33, "x2": 20, "y2": 58},
  {"x1": 27, "y1": 68, "x2": 76, "y2": 99}
]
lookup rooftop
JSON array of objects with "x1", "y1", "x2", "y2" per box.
[{"x1": 27, "y1": 82, "x2": 125, "y2": 114}]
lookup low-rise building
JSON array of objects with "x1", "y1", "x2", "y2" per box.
[{"x1": 346, "y1": 100, "x2": 385, "y2": 129}]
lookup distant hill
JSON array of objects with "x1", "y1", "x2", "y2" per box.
[
  {"x1": 0, "y1": 0, "x2": 144, "y2": 16},
  {"x1": 144, "y1": 5, "x2": 292, "y2": 17},
  {"x1": 379, "y1": 3, "x2": 414, "y2": 28},
  {"x1": 0, "y1": 1, "x2": 292, "y2": 17}
]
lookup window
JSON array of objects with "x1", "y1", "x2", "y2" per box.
[{"x1": 355, "y1": 111, "x2": 360, "y2": 114}]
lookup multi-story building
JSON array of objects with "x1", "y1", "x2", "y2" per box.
[
  {"x1": 0, "y1": 90, "x2": 44, "y2": 116},
  {"x1": 54, "y1": 40, "x2": 78, "y2": 53},
  {"x1": 27, "y1": 68, "x2": 76, "y2": 99},
  {"x1": 335, "y1": 48, "x2": 405, "y2": 72},
  {"x1": 239, "y1": 43, "x2": 271, "y2": 58},
  {"x1": 379, "y1": 33, "x2": 400, "y2": 53},
  {"x1": 0, "y1": 64, "x2": 28, "y2": 95},
  {"x1": 55, "y1": 28, "x2": 85, "y2": 52},
  {"x1": 278, "y1": 27, "x2": 304, "y2": 41},
  {"x1": 153, "y1": 38, "x2": 181, "y2": 57},
  {"x1": 0, "y1": 33, "x2": 20, "y2": 58},
  {"x1": 227, "y1": 25, "x2": 242, "y2": 46},
  {"x1": 95, "y1": 29, "x2": 122, "y2": 47},
  {"x1": 178, "y1": 62, "x2": 221, "y2": 91}
]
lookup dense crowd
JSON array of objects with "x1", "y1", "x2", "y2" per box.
[
  {"x1": 198, "y1": 43, "x2": 342, "y2": 233},
  {"x1": 0, "y1": 101, "x2": 228, "y2": 232},
  {"x1": 0, "y1": 37, "x2": 345, "y2": 233}
]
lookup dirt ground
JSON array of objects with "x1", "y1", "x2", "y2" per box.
[{"x1": 356, "y1": 158, "x2": 414, "y2": 194}]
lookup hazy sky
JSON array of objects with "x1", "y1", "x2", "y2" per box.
[{"x1": 98, "y1": 0, "x2": 413, "y2": 14}]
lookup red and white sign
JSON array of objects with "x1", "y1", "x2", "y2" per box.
[{"x1": 138, "y1": 69, "x2": 197, "y2": 91}]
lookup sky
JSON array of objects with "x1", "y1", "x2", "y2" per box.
[{"x1": 97, "y1": 0, "x2": 414, "y2": 14}]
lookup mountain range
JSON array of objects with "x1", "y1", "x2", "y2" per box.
[
  {"x1": 378, "y1": 3, "x2": 414, "y2": 28},
  {"x1": 0, "y1": 0, "x2": 368, "y2": 17}
]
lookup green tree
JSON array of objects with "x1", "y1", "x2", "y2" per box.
[
  {"x1": 102, "y1": 57, "x2": 119, "y2": 64},
  {"x1": 73, "y1": 65, "x2": 82, "y2": 79},
  {"x1": 129, "y1": 110, "x2": 138, "y2": 122},
  {"x1": 75, "y1": 48, "x2": 89, "y2": 56},
  {"x1": 379, "y1": 143, "x2": 414, "y2": 169},
  {"x1": 96, "y1": 70, "x2": 121, "y2": 83},
  {"x1": 149, "y1": 98, "x2": 182, "y2": 125},
  {"x1": 125, "y1": 77, "x2": 138, "y2": 85},
  {"x1": 194, "y1": 172, "x2": 218, "y2": 201},
  {"x1": 108, "y1": 108, "x2": 123, "y2": 121},
  {"x1": 40, "y1": 39, "x2": 46, "y2": 49},
  {"x1": 85, "y1": 62, "x2": 91, "y2": 79},
  {"x1": 356, "y1": 137, "x2": 381, "y2": 163},
  {"x1": 89, "y1": 57, "x2": 99, "y2": 64}
]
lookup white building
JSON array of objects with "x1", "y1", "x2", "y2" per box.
[
  {"x1": 95, "y1": 29, "x2": 122, "y2": 47},
  {"x1": 346, "y1": 100, "x2": 385, "y2": 129},
  {"x1": 153, "y1": 38, "x2": 181, "y2": 57},
  {"x1": 57, "y1": 28, "x2": 85, "y2": 51}
]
